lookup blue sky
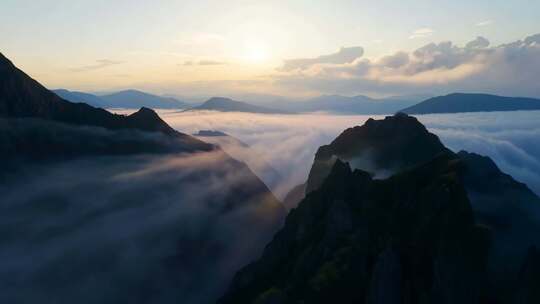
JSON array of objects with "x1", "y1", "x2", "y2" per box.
[{"x1": 1, "y1": 0, "x2": 539, "y2": 97}]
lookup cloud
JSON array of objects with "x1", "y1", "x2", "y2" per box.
[
  {"x1": 409, "y1": 28, "x2": 435, "y2": 39},
  {"x1": 198, "y1": 60, "x2": 226, "y2": 66},
  {"x1": 466, "y1": 36, "x2": 490, "y2": 49},
  {"x1": 0, "y1": 118, "x2": 283, "y2": 304},
  {"x1": 182, "y1": 60, "x2": 227, "y2": 66},
  {"x1": 70, "y1": 59, "x2": 123, "y2": 72},
  {"x1": 274, "y1": 33, "x2": 540, "y2": 98},
  {"x1": 279, "y1": 46, "x2": 364, "y2": 71},
  {"x1": 153, "y1": 110, "x2": 540, "y2": 200},
  {"x1": 476, "y1": 20, "x2": 493, "y2": 27}
]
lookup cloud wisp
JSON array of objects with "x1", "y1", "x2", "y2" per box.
[
  {"x1": 182, "y1": 60, "x2": 227, "y2": 66},
  {"x1": 70, "y1": 59, "x2": 123, "y2": 72},
  {"x1": 476, "y1": 20, "x2": 494, "y2": 27},
  {"x1": 279, "y1": 46, "x2": 364, "y2": 71},
  {"x1": 409, "y1": 28, "x2": 435, "y2": 39}
]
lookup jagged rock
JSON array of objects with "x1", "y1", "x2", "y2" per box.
[
  {"x1": 305, "y1": 113, "x2": 448, "y2": 193},
  {"x1": 220, "y1": 114, "x2": 540, "y2": 304}
]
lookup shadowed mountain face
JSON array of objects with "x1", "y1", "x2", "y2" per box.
[
  {"x1": 0, "y1": 53, "x2": 286, "y2": 303},
  {"x1": 402, "y1": 93, "x2": 540, "y2": 114},
  {"x1": 188, "y1": 97, "x2": 290, "y2": 114},
  {"x1": 221, "y1": 113, "x2": 540, "y2": 304},
  {"x1": 220, "y1": 155, "x2": 490, "y2": 304}
]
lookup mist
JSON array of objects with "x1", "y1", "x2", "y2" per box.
[
  {"x1": 156, "y1": 110, "x2": 540, "y2": 197},
  {"x1": 0, "y1": 149, "x2": 283, "y2": 303}
]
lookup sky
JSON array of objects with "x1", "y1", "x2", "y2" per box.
[{"x1": 1, "y1": 0, "x2": 540, "y2": 98}]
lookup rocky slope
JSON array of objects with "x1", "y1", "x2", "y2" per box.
[
  {"x1": 305, "y1": 113, "x2": 449, "y2": 193},
  {"x1": 221, "y1": 113, "x2": 540, "y2": 304}
]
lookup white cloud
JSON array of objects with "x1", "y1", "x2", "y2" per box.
[
  {"x1": 476, "y1": 20, "x2": 493, "y2": 27},
  {"x1": 274, "y1": 33, "x2": 540, "y2": 98},
  {"x1": 279, "y1": 46, "x2": 364, "y2": 71},
  {"x1": 409, "y1": 28, "x2": 435, "y2": 39},
  {"x1": 70, "y1": 59, "x2": 123, "y2": 72}
]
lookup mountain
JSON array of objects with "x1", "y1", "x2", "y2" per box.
[
  {"x1": 0, "y1": 53, "x2": 199, "y2": 139},
  {"x1": 288, "y1": 94, "x2": 423, "y2": 114},
  {"x1": 402, "y1": 93, "x2": 540, "y2": 114},
  {"x1": 187, "y1": 97, "x2": 290, "y2": 114},
  {"x1": 225, "y1": 94, "x2": 427, "y2": 115},
  {"x1": 220, "y1": 113, "x2": 540, "y2": 303},
  {"x1": 305, "y1": 112, "x2": 449, "y2": 193},
  {"x1": 99, "y1": 89, "x2": 189, "y2": 109},
  {"x1": 194, "y1": 130, "x2": 283, "y2": 195},
  {"x1": 0, "y1": 53, "x2": 285, "y2": 303},
  {"x1": 53, "y1": 89, "x2": 108, "y2": 108}
]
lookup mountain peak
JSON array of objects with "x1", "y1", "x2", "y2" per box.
[
  {"x1": 306, "y1": 113, "x2": 447, "y2": 192},
  {"x1": 0, "y1": 53, "x2": 203, "y2": 142},
  {"x1": 188, "y1": 96, "x2": 288, "y2": 114},
  {"x1": 0, "y1": 52, "x2": 16, "y2": 68},
  {"x1": 132, "y1": 106, "x2": 159, "y2": 117}
]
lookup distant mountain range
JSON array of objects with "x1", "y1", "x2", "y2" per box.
[
  {"x1": 54, "y1": 89, "x2": 190, "y2": 109},
  {"x1": 402, "y1": 93, "x2": 540, "y2": 114},
  {"x1": 277, "y1": 94, "x2": 426, "y2": 114},
  {"x1": 186, "y1": 97, "x2": 291, "y2": 114}
]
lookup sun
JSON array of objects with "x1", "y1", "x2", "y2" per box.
[{"x1": 243, "y1": 39, "x2": 270, "y2": 64}]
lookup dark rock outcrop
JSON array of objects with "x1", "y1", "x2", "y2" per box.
[
  {"x1": 306, "y1": 113, "x2": 449, "y2": 193},
  {"x1": 220, "y1": 155, "x2": 490, "y2": 303}
]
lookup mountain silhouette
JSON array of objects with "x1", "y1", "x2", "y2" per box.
[
  {"x1": 187, "y1": 97, "x2": 290, "y2": 114},
  {"x1": 99, "y1": 89, "x2": 189, "y2": 109},
  {"x1": 53, "y1": 89, "x2": 108, "y2": 108},
  {"x1": 402, "y1": 93, "x2": 540, "y2": 114},
  {"x1": 0, "y1": 52, "x2": 212, "y2": 149}
]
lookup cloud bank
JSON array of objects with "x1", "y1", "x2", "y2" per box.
[
  {"x1": 275, "y1": 33, "x2": 540, "y2": 98},
  {"x1": 158, "y1": 110, "x2": 540, "y2": 198},
  {"x1": 0, "y1": 150, "x2": 282, "y2": 304}
]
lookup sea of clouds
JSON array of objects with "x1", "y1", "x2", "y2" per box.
[
  {"x1": 0, "y1": 132, "x2": 281, "y2": 303},
  {"x1": 158, "y1": 110, "x2": 540, "y2": 197}
]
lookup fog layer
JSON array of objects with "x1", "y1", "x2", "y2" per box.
[{"x1": 157, "y1": 110, "x2": 540, "y2": 196}]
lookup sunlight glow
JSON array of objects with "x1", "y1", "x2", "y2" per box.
[{"x1": 243, "y1": 39, "x2": 270, "y2": 64}]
